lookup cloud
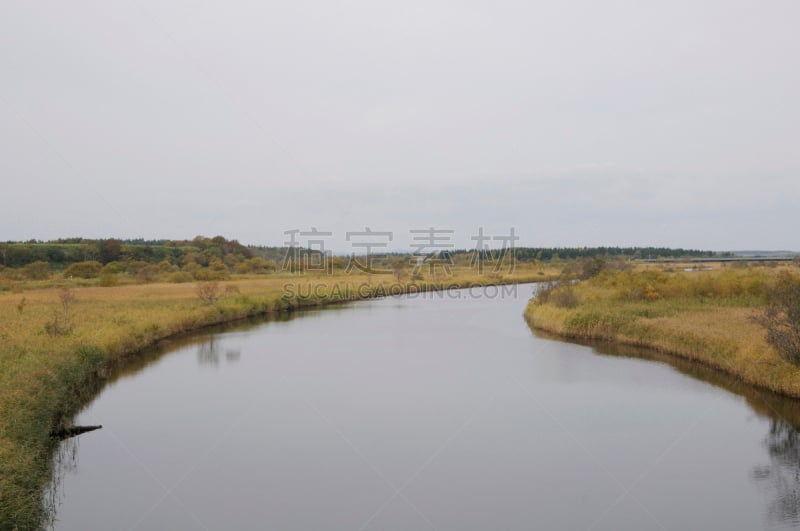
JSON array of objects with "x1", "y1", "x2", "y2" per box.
[{"x1": 0, "y1": 0, "x2": 798, "y2": 250}]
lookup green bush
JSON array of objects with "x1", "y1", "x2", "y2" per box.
[
  {"x1": 169, "y1": 271, "x2": 193, "y2": 283},
  {"x1": 23, "y1": 261, "x2": 50, "y2": 280},
  {"x1": 136, "y1": 265, "x2": 161, "y2": 283},
  {"x1": 235, "y1": 257, "x2": 277, "y2": 274},
  {"x1": 98, "y1": 273, "x2": 118, "y2": 287},
  {"x1": 63, "y1": 261, "x2": 102, "y2": 279},
  {"x1": 100, "y1": 261, "x2": 125, "y2": 275}
]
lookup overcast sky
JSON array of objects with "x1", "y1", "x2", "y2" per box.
[{"x1": 1, "y1": 0, "x2": 798, "y2": 251}]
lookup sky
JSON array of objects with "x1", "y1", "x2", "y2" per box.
[{"x1": 1, "y1": 0, "x2": 798, "y2": 252}]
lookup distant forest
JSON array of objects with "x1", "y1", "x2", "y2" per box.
[{"x1": 0, "y1": 236, "x2": 718, "y2": 270}]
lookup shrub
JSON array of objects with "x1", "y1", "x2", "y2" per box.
[
  {"x1": 192, "y1": 267, "x2": 229, "y2": 281},
  {"x1": 136, "y1": 265, "x2": 161, "y2": 283},
  {"x1": 45, "y1": 288, "x2": 76, "y2": 336},
  {"x1": 536, "y1": 282, "x2": 579, "y2": 308},
  {"x1": 235, "y1": 257, "x2": 277, "y2": 274},
  {"x1": 182, "y1": 262, "x2": 202, "y2": 275},
  {"x1": 23, "y1": 261, "x2": 50, "y2": 280},
  {"x1": 755, "y1": 272, "x2": 800, "y2": 365},
  {"x1": 98, "y1": 273, "x2": 118, "y2": 287},
  {"x1": 100, "y1": 261, "x2": 125, "y2": 275},
  {"x1": 196, "y1": 282, "x2": 220, "y2": 304},
  {"x1": 169, "y1": 271, "x2": 193, "y2": 283},
  {"x1": 643, "y1": 284, "x2": 661, "y2": 300},
  {"x1": 551, "y1": 286, "x2": 579, "y2": 308},
  {"x1": 63, "y1": 261, "x2": 102, "y2": 279},
  {"x1": 561, "y1": 258, "x2": 606, "y2": 280},
  {"x1": 125, "y1": 260, "x2": 150, "y2": 275},
  {"x1": 157, "y1": 260, "x2": 177, "y2": 273}
]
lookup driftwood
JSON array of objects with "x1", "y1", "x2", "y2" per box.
[{"x1": 49, "y1": 425, "x2": 102, "y2": 440}]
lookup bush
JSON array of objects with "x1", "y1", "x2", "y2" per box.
[
  {"x1": 98, "y1": 273, "x2": 118, "y2": 287},
  {"x1": 755, "y1": 272, "x2": 800, "y2": 365},
  {"x1": 125, "y1": 260, "x2": 150, "y2": 275},
  {"x1": 235, "y1": 257, "x2": 277, "y2": 274},
  {"x1": 561, "y1": 258, "x2": 606, "y2": 280},
  {"x1": 23, "y1": 261, "x2": 50, "y2": 280},
  {"x1": 100, "y1": 261, "x2": 125, "y2": 275},
  {"x1": 196, "y1": 281, "x2": 220, "y2": 304},
  {"x1": 136, "y1": 265, "x2": 161, "y2": 283},
  {"x1": 63, "y1": 261, "x2": 102, "y2": 279},
  {"x1": 45, "y1": 288, "x2": 77, "y2": 336},
  {"x1": 182, "y1": 262, "x2": 202, "y2": 275},
  {"x1": 551, "y1": 286, "x2": 579, "y2": 308},
  {"x1": 169, "y1": 271, "x2": 193, "y2": 283},
  {"x1": 157, "y1": 260, "x2": 177, "y2": 273},
  {"x1": 536, "y1": 282, "x2": 579, "y2": 308},
  {"x1": 193, "y1": 260, "x2": 230, "y2": 280}
]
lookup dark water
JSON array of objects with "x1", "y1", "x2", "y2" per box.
[{"x1": 49, "y1": 284, "x2": 800, "y2": 530}]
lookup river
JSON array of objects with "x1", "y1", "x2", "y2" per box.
[{"x1": 48, "y1": 284, "x2": 800, "y2": 530}]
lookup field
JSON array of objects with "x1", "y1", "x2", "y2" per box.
[
  {"x1": 525, "y1": 263, "x2": 800, "y2": 397},
  {"x1": 0, "y1": 263, "x2": 557, "y2": 529}
]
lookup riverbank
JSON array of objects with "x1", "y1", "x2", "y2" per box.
[
  {"x1": 0, "y1": 268, "x2": 552, "y2": 529},
  {"x1": 525, "y1": 265, "x2": 800, "y2": 398}
]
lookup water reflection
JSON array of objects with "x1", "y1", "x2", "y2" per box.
[
  {"x1": 103, "y1": 313, "x2": 290, "y2": 381},
  {"x1": 196, "y1": 336, "x2": 242, "y2": 366},
  {"x1": 543, "y1": 334, "x2": 800, "y2": 530},
  {"x1": 43, "y1": 437, "x2": 79, "y2": 530},
  {"x1": 756, "y1": 419, "x2": 800, "y2": 528}
]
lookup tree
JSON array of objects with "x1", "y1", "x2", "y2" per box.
[
  {"x1": 389, "y1": 256, "x2": 410, "y2": 282},
  {"x1": 98, "y1": 239, "x2": 122, "y2": 264},
  {"x1": 756, "y1": 272, "x2": 800, "y2": 365},
  {"x1": 45, "y1": 288, "x2": 76, "y2": 337}
]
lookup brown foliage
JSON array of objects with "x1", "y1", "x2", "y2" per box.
[
  {"x1": 536, "y1": 282, "x2": 580, "y2": 308},
  {"x1": 755, "y1": 272, "x2": 800, "y2": 365},
  {"x1": 196, "y1": 281, "x2": 221, "y2": 305}
]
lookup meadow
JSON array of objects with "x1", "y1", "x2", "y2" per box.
[
  {"x1": 526, "y1": 263, "x2": 800, "y2": 398},
  {"x1": 0, "y1": 263, "x2": 557, "y2": 529}
]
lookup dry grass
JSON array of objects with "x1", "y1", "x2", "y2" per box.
[
  {"x1": 0, "y1": 264, "x2": 556, "y2": 529},
  {"x1": 526, "y1": 264, "x2": 800, "y2": 398}
]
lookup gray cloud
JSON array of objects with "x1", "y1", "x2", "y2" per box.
[{"x1": 1, "y1": 0, "x2": 798, "y2": 250}]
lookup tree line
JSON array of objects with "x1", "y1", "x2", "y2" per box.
[{"x1": 1, "y1": 238, "x2": 720, "y2": 270}]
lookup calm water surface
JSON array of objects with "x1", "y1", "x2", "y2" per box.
[{"x1": 50, "y1": 284, "x2": 800, "y2": 530}]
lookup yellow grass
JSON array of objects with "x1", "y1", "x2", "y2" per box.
[{"x1": 0, "y1": 264, "x2": 557, "y2": 529}]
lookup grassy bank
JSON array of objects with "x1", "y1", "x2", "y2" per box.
[
  {"x1": 525, "y1": 264, "x2": 800, "y2": 398},
  {"x1": 0, "y1": 265, "x2": 555, "y2": 529}
]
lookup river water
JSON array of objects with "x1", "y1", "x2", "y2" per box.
[{"x1": 49, "y1": 284, "x2": 800, "y2": 530}]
